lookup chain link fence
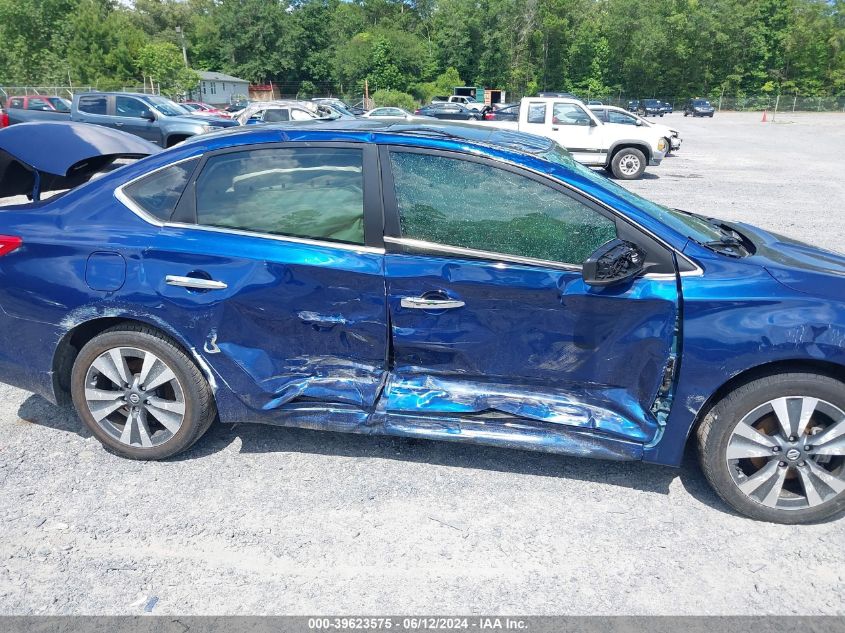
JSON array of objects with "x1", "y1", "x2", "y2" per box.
[
  {"x1": 571, "y1": 93, "x2": 845, "y2": 112},
  {"x1": 2, "y1": 82, "x2": 844, "y2": 113}
]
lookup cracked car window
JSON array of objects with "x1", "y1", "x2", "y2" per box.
[
  {"x1": 195, "y1": 148, "x2": 364, "y2": 245},
  {"x1": 389, "y1": 152, "x2": 617, "y2": 265}
]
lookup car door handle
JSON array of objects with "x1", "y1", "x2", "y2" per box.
[
  {"x1": 115, "y1": 122, "x2": 124, "y2": 127},
  {"x1": 400, "y1": 297, "x2": 465, "y2": 310},
  {"x1": 165, "y1": 275, "x2": 228, "y2": 290},
  {"x1": 551, "y1": 126, "x2": 559, "y2": 131}
]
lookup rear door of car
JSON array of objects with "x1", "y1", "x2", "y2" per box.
[
  {"x1": 120, "y1": 142, "x2": 389, "y2": 421},
  {"x1": 378, "y1": 145, "x2": 679, "y2": 450},
  {"x1": 74, "y1": 94, "x2": 113, "y2": 129}
]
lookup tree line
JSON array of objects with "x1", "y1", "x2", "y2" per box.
[{"x1": 0, "y1": 0, "x2": 843, "y2": 103}]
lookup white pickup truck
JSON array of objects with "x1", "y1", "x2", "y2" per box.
[
  {"x1": 432, "y1": 95, "x2": 486, "y2": 113},
  {"x1": 494, "y1": 97, "x2": 667, "y2": 179}
]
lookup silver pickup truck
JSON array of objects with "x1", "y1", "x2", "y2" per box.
[
  {"x1": 70, "y1": 92, "x2": 239, "y2": 147},
  {"x1": 2, "y1": 92, "x2": 239, "y2": 145}
]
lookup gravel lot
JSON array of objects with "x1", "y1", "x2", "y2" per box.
[{"x1": 1, "y1": 112, "x2": 844, "y2": 615}]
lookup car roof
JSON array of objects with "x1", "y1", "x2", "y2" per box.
[{"x1": 187, "y1": 118, "x2": 559, "y2": 156}]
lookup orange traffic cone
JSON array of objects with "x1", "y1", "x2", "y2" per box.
[{"x1": 761, "y1": 109, "x2": 768, "y2": 122}]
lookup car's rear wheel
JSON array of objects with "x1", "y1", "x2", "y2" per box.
[
  {"x1": 609, "y1": 147, "x2": 646, "y2": 180},
  {"x1": 70, "y1": 324, "x2": 216, "y2": 460},
  {"x1": 698, "y1": 372, "x2": 845, "y2": 523}
]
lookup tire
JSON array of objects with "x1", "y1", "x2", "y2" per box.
[
  {"x1": 697, "y1": 372, "x2": 845, "y2": 524},
  {"x1": 663, "y1": 137, "x2": 672, "y2": 155},
  {"x1": 709, "y1": 113, "x2": 714, "y2": 118},
  {"x1": 683, "y1": 111, "x2": 688, "y2": 117},
  {"x1": 609, "y1": 147, "x2": 647, "y2": 180},
  {"x1": 70, "y1": 324, "x2": 217, "y2": 460}
]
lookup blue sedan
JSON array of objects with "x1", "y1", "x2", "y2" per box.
[{"x1": 0, "y1": 120, "x2": 844, "y2": 524}]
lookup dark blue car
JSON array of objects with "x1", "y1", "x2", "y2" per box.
[{"x1": 1, "y1": 120, "x2": 844, "y2": 524}]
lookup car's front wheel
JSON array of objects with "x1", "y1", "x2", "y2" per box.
[
  {"x1": 698, "y1": 372, "x2": 845, "y2": 523},
  {"x1": 609, "y1": 147, "x2": 646, "y2": 180},
  {"x1": 70, "y1": 324, "x2": 216, "y2": 460}
]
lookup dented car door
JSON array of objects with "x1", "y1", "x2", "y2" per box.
[
  {"x1": 138, "y1": 143, "x2": 389, "y2": 418},
  {"x1": 377, "y1": 147, "x2": 678, "y2": 451}
]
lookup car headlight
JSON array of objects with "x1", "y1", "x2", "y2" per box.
[
  {"x1": 200, "y1": 124, "x2": 221, "y2": 133},
  {"x1": 657, "y1": 138, "x2": 667, "y2": 152}
]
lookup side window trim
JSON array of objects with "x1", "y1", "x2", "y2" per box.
[
  {"x1": 181, "y1": 141, "x2": 384, "y2": 250},
  {"x1": 380, "y1": 144, "x2": 676, "y2": 273}
]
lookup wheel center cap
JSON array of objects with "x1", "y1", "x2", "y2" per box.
[
  {"x1": 785, "y1": 448, "x2": 801, "y2": 461},
  {"x1": 128, "y1": 393, "x2": 141, "y2": 405}
]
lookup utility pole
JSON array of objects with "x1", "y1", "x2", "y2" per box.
[{"x1": 176, "y1": 26, "x2": 188, "y2": 68}]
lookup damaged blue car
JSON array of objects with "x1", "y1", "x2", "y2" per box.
[{"x1": 1, "y1": 119, "x2": 844, "y2": 524}]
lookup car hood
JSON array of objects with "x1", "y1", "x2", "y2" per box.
[
  {"x1": 166, "y1": 114, "x2": 239, "y2": 127},
  {"x1": 736, "y1": 222, "x2": 845, "y2": 299}
]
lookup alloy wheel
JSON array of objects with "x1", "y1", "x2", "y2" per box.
[
  {"x1": 83, "y1": 346, "x2": 186, "y2": 448},
  {"x1": 726, "y1": 396, "x2": 845, "y2": 510}
]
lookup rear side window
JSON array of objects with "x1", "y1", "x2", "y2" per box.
[
  {"x1": 194, "y1": 147, "x2": 365, "y2": 245},
  {"x1": 9, "y1": 98, "x2": 23, "y2": 109},
  {"x1": 526, "y1": 103, "x2": 546, "y2": 124},
  {"x1": 389, "y1": 152, "x2": 617, "y2": 265},
  {"x1": 78, "y1": 95, "x2": 108, "y2": 115},
  {"x1": 122, "y1": 159, "x2": 199, "y2": 221}
]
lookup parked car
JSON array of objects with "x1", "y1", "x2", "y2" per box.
[
  {"x1": 483, "y1": 102, "x2": 519, "y2": 122},
  {"x1": 587, "y1": 100, "x2": 604, "y2": 106},
  {"x1": 2, "y1": 117, "x2": 845, "y2": 523},
  {"x1": 225, "y1": 100, "x2": 249, "y2": 113},
  {"x1": 363, "y1": 107, "x2": 415, "y2": 120},
  {"x1": 589, "y1": 105, "x2": 682, "y2": 154},
  {"x1": 627, "y1": 99, "x2": 640, "y2": 112},
  {"x1": 312, "y1": 98, "x2": 365, "y2": 116},
  {"x1": 431, "y1": 95, "x2": 487, "y2": 113},
  {"x1": 3, "y1": 95, "x2": 72, "y2": 126},
  {"x1": 684, "y1": 98, "x2": 715, "y2": 117},
  {"x1": 182, "y1": 102, "x2": 231, "y2": 118},
  {"x1": 414, "y1": 103, "x2": 481, "y2": 120},
  {"x1": 0, "y1": 106, "x2": 7, "y2": 129},
  {"x1": 659, "y1": 101, "x2": 674, "y2": 115},
  {"x1": 234, "y1": 100, "x2": 350, "y2": 125},
  {"x1": 497, "y1": 97, "x2": 667, "y2": 179},
  {"x1": 638, "y1": 99, "x2": 664, "y2": 117},
  {"x1": 71, "y1": 92, "x2": 239, "y2": 147}
]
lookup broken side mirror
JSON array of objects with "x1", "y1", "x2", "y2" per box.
[{"x1": 582, "y1": 239, "x2": 645, "y2": 287}]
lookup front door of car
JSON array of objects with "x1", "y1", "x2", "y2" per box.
[
  {"x1": 378, "y1": 147, "x2": 679, "y2": 445},
  {"x1": 132, "y1": 143, "x2": 389, "y2": 417},
  {"x1": 549, "y1": 102, "x2": 606, "y2": 165},
  {"x1": 113, "y1": 96, "x2": 159, "y2": 144}
]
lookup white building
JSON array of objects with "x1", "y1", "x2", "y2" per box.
[{"x1": 192, "y1": 71, "x2": 249, "y2": 106}]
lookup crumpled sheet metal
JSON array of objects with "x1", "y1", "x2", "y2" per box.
[
  {"x1": 380, "y1": 374, "x2": 655, "y2": 443},
  {"x1": 216, "y1": 340, "x2": 387, "y2": 411}
]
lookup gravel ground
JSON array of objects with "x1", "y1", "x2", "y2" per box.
[{"x1": 1, "y1": 112, "x2": 844, "y2": 615}]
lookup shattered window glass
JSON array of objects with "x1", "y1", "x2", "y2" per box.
[
  {"x1": 195, "y1": 148, "x2": 365, "y2": 245},
  {"x1": 123, "y1": 158, "x2": 198, "y2": 221},
  {"x1": 389, "y1": 152, "x2": 617, "y2": 265}
]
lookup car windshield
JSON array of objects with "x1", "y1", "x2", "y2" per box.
[
  {"x1": 644, "y1": 100, "x2": 659, "y2": 106},
  {"x1": 693, "y1": 100, "x2": 711, "y2": 106},
  {"x1": 147, "y1": 96, "x2": 190, "y2": 117},
  {"x1": 47, "y1": 97, "x2": 71, "y2": 112},
  {"x1": 540, "y1": 144, "x2": 726, "y2": 244}
]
